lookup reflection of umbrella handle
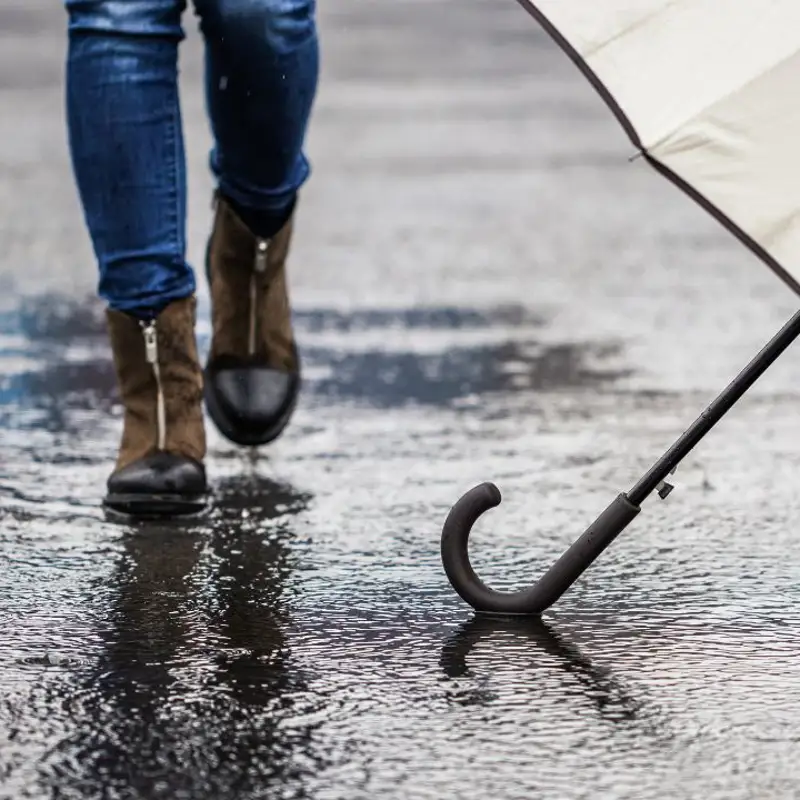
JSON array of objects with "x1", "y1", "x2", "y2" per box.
[{"x1": 441, "y1": 307, "x2": 800, "y2": 615}]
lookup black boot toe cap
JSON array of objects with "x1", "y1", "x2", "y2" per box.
[
  {"x1": 205, "y1": 366, "x2": 300, "y2": 446},
  {"x1": 105, "y1": 452, "x2": 208, "y2": 517}
]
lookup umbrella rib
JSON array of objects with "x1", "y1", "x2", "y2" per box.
[
  {"x1": 582, "y1": 0, "x2": 687, "y2": 61},
  {"x1": 645, "y1": 46, "x2": 800, "y2": 153}
]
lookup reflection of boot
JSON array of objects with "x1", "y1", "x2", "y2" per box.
[
  {"x1": 204, "y1": 193, "x2": 301, "y2": 446},
  {"x1": 104, "y1": 296, "x2": 207, "y2": 516}
]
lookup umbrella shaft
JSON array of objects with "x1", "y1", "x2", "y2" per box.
[{"x1": 627, "y1": 307, "x2": 800, "y2": 506}]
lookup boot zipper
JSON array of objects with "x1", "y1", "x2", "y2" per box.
[
  {"x1": 141, "y1": 320, "x2": 166, "y2": 451},
  {"x1": 249, "y1": 238, "x2": 269, "y2": 356}
]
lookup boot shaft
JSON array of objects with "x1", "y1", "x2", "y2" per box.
[
  {"x1": 206, "y1": 194, "x2": 297, "y2": 372},
  {"x1": 106, "y1": 296, "x2": 206, "y2": 470}
]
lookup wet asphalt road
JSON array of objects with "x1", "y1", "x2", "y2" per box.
[{"x1": 4, "y1": 1, "x2": 800, "y2": 798}]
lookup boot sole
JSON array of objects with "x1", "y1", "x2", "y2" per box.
[
  {"x1": 203, "y1": 370, "x2": 299, "y2": 447},
  {"x1": 103, "y1": 492, "x2": 208, "y2": 518}
]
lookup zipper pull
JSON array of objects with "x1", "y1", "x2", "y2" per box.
[
  {"x1": 141, "y1": 320, "x2": 158, "y2": 364},
  {"x1": 255, "y1": 239, "x2": 268, "y2": 273}
]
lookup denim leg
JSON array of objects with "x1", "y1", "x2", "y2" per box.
[
  {"x1": 193, "y1": 0, "x2": 319, "y2": 225},
  {"x1": 65, "y1": 0, "x2": 195, "y2": 316}
]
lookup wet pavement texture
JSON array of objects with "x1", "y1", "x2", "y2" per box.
[{"x1": 4, "y1": 1, "x2": 800, "y2": 798}]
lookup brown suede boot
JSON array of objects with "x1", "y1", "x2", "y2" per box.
[
  {"x1": 104, "y1": 295, "x2": 208, "y2": 517},
  {"x1": 204, "y1": 193, "x2": 301, "y2": 446}
]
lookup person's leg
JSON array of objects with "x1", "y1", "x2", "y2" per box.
[
  {"x1": 66, "y1": 0, "x2": 195, "y2": 316},
  {"x1": 65, "y1": 0, "x2": 207, "y2": 515},
  {"x1": 193, "y1": 0, "x2": 319, "y2": 446},
  {"x1": 198, "y1": 0, "x2": 318, "y2": 236}
]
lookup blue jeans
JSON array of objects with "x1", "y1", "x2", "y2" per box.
[{"x1": 65, "y1": 0, "x2": 319, "y2": 315}]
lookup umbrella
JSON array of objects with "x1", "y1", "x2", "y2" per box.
[{"x1": 439, "y1": 0, "x2": 800, "y2": 615}]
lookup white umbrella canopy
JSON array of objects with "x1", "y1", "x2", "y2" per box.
[{"x1": 519, "y1": 0, "x2": 800, "y2": 294}]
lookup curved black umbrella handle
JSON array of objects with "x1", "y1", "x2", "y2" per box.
[
  {"x1": 442, "y1": 309, "x2": 800, "y2": 615},
  {"x1": 441, "y1": 483, "x2": 640, "y2": 616}
]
